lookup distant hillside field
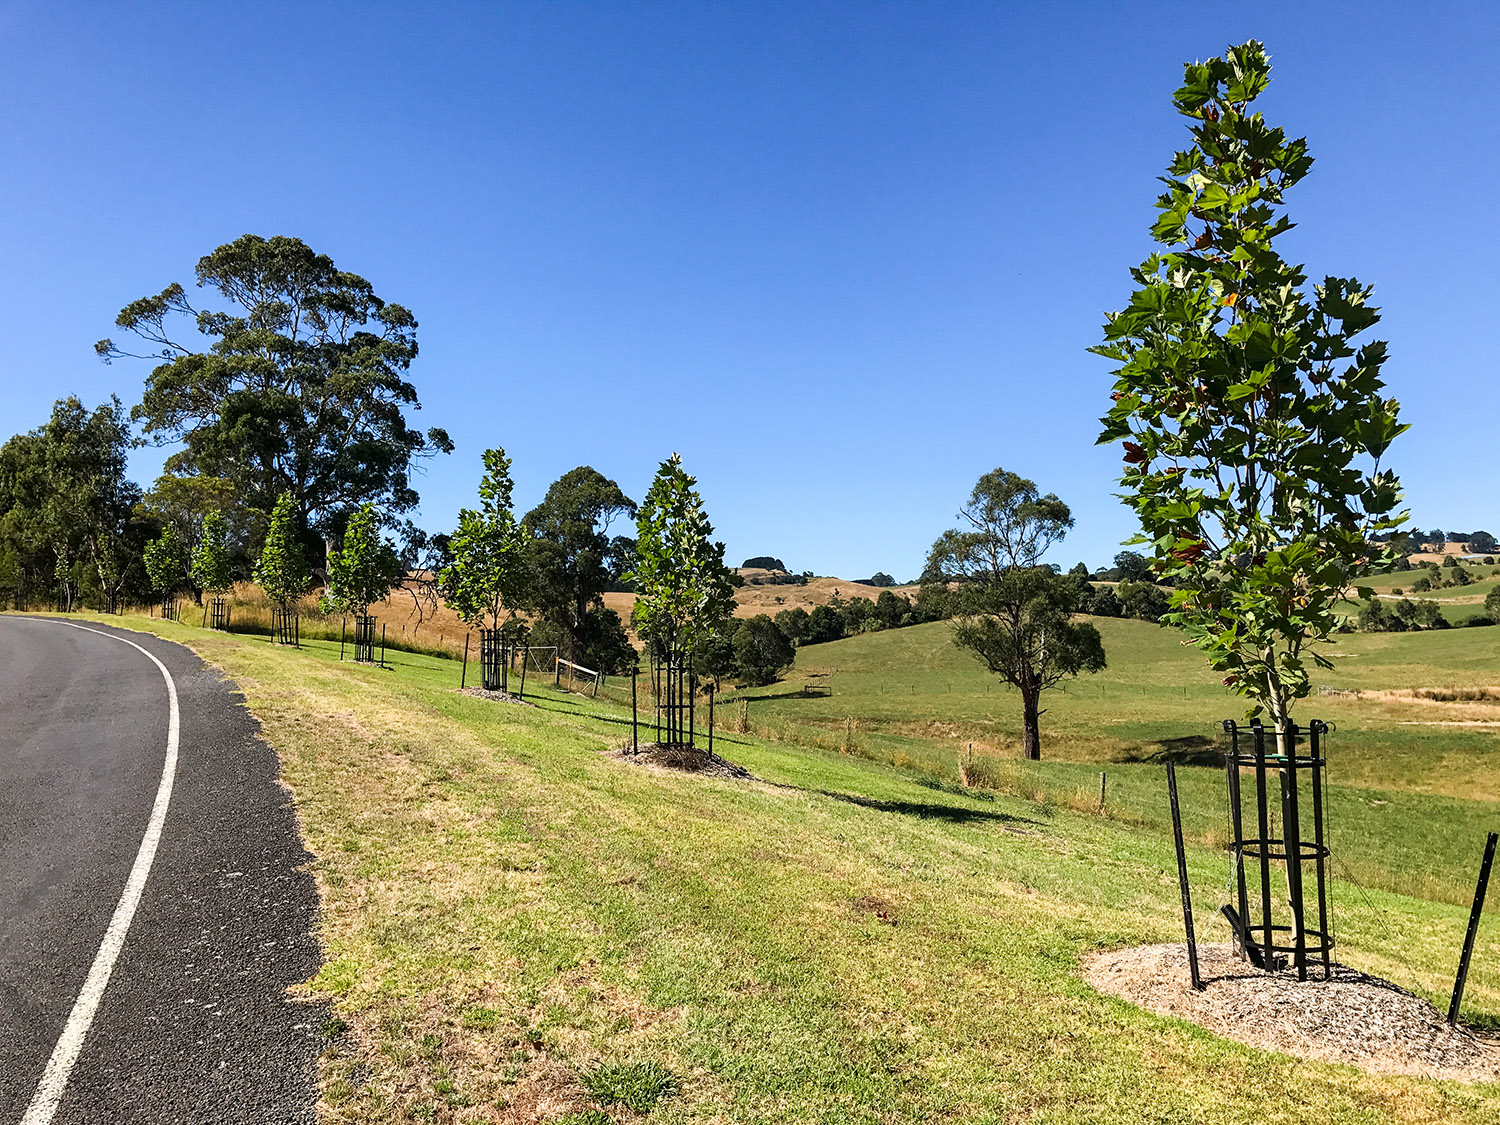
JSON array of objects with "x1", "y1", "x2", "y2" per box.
[
  {"x1": 291, "y1": 571, "x2": 925, "y2": 658},
  {"x1": 736, "y1": 616, "x2": 1500, "y2": 906}
]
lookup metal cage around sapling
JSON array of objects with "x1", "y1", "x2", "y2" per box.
[
  {"x1": 353, "y1": 614, "x2": 377, "y2": 664},
  {"x1": 272, "y1": 607, "x2": 299, "y2": 646},
  {"x1": 479, "y1": 627, "x2": 509, "y2": 693},
  {"x1": 1221, "y1": 718, "x2": 1334, "y2": 981}
]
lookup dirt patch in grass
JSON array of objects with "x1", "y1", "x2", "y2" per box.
[
  {"x1": 1085, "y1": 943, "x2": 1500, "y2": 1083},
  {"x1": 456, "y1": 686, "x2": 537, "y2": 707},
  {"x1": 852, "y1": 894, "x2": 900, "y2": 925},
  {"x1": 493, "y1": 1062, "x2": 590, "y2": 1123},
  {"x1": 608, "y1": 743, "x2": 754, "y2": 780}
]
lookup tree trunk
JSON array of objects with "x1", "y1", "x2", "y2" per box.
[{"x1": 1022, "y1": 687, "x2": 1042, "y2": 761}]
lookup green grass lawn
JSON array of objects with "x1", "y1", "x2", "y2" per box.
[
  {"x1": 741, "y1": 619, "x2": 1500, "y2": 905},
  {"x1": 34, "y1": 611, "x2": 1500, "y2": 1123}
]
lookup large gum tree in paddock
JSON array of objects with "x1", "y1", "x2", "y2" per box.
[
  {"x1": 926, "y1": 469, "x2": 1105, "y2": 761},
  {"x1": 97, "y1": 234, "x2": 452, "y2": 560},
  {"x1": 1094, "y1": 40, "x2": 1407, "y2": 741}
]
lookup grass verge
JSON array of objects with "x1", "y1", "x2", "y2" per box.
[{"x1": 43, "y1": 611, "x2": 1500, "y2": 1123}]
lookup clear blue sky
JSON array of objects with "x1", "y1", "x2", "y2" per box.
[{"x1": 2, "y1": 2, "x2": 1495, "y2": 579}]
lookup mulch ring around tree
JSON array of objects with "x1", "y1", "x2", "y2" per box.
[
  {"x1": 1084, "y1": 943, "x2": 1500, "y2": 1083},
  {"x1": 608, "y1": 742, "x2": 754, "y2": 780},
  {"x1": 456, "y1": 686, "x2": 536, "y2": 706}
]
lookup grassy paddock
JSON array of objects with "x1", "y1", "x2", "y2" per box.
[{"x1": 25, "y1": 609, "x2": 1500, "y2": 1123}]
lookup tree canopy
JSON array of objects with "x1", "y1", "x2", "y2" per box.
[
  {"x1": 732, "y1": 615, "x2": 796, "y2": 686},
  {"x1": 0, "y1": 397, "x2": 150, "y2": 610},
  {"x1": 628, "y1": 454, "x2": 736, "y2": 661},
  {"x1": 322, "y1": 503, "x2": 402, "y2": 618},
  {"x1": 443, "y1": 448, "x2": 529, "y2": 632},
  {"x1": 1094, "y1": 40, "x2": 1406, "y2": 731},
  {"x1": 98, "y1": 234, "x2": 451, "y2": 550},
  {"x1": 256, "y1": 493, "x2": 312, "y2": 611},
  {"x1": 522, "y1": 466, "x2": 636, "y2": 663}
]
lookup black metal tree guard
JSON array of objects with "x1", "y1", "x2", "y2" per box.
[
  {"x1": 353, "y1": 614, "x2": 377, "y2": 664},
  {"x1": 272, "y1": 607, "x2": 299, "y2": 646},
  {"x1": 209, "y1": 596, "x2": 231, "y2": 631},
  {"x1": 648, "y1": 643, "x2": 697, "y2": 749},
  {"x1": 1221, "y1": 718, "x2": 1334, "y2": 982},
  {"x1": 479, "y1": 627, "x2": 509, "y2": 693}
]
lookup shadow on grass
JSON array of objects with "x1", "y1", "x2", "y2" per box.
[
  {"x1": 733, "y1": 685, "x2": 833, "y2": 703},
  {"x1": 813, "y1": 789, "x2": 1040, "y2": 828},
  {"x1": 1116, "y1": 734, "x2": 1225, "y2": 768}
]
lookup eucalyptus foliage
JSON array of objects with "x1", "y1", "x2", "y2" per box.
[
  {"x1": 98, "y1": 234, "x2": 451, "y2": 545},
  {"x1": 1094, "y1": 40, "x2": 1406, "y2": 729},
  {"x1": 443, "y1": 448, "x2": 529, "y2": 631},
  {"x1": 255, "y1": 492, "x2": 311, "y2": 610},
  {"x1": 627, "y1": 454, "x2": 735, "y2": 660},
  {"x1": 321, "y1": 502, "x2": 401, "y2": 618}
]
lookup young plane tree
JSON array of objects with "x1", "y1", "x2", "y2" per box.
[
  {"x1": 256, "y1": 492, "x2": 311, "y2": 615},
  {"x1": 144, "y1": 525, "x2": 190, "y2": 607},
  {"x1": 191, "y1": 509, "x2": 233, "y2": 603},
  {"x1": 628, "y1": 454, "x2": 736, "y2": 744},
  {"x1": 321, "y1": 503, "x2": 402, "y2": 620},
  {"x1": 443, "y1": 448, "x2": 529, "y2": 632},
  {"x1": 1094, "y1": 40, "x2": 1406, "y2": 742},
  {"x1": 925, "y1": 468, "x2": 1105, "y2": 760}
]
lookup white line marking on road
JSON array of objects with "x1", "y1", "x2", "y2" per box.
[{"x1": 20, "y1": 621, "x2": 180, "y2": 1125}]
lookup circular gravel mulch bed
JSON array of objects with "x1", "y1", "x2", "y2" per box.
[
  {"x1": 456, "y1": 686, "x2": 536, "y2": 706},
  {"x1": 1085, "y1": 943, "x2": 1500, "y2": 1083},
  {"x1": 609, "y1": 742, "x2": 753, "y2": 780}
]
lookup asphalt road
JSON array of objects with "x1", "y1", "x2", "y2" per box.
[{"x1": 0, "y1": 617, "x2": 324, "y2": 1124}]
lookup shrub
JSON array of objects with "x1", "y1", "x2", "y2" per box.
[
  {"x1": 732, "y1": 615, "x2": 795, "y2": 686},
  {"x1": 773, "y1": 607, "x2": 810, "y2": 645},
  {"x1": 1117, "y1": 579, "x2": 1169, "y2": 623},
  {"x1": 803, "y1": 604, "x2": 845, "y2": 644}
]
